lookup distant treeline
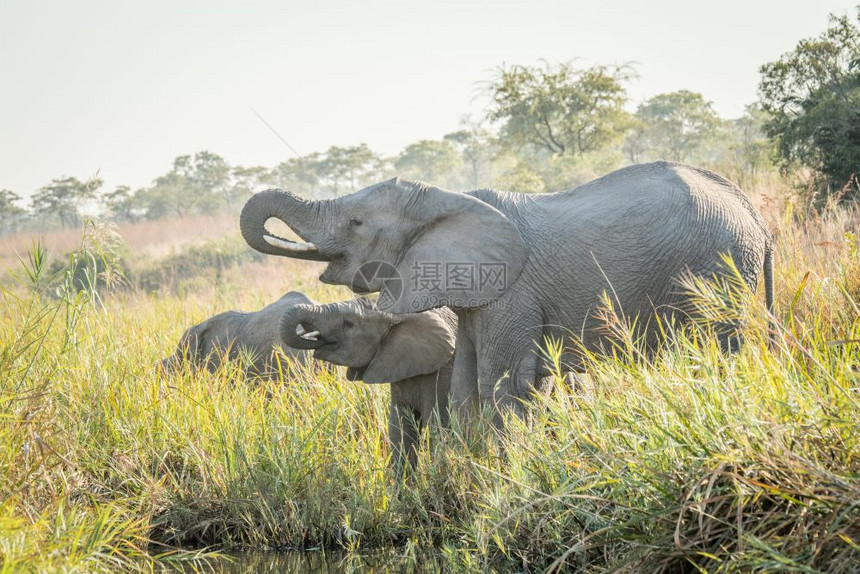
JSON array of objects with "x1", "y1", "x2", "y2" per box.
[
  {"x1": 2, "y1": 7, "x2": 857, "y2": 233},
  {"x1": 0, "y1": 101, "x2": 775, "y2": 235}
]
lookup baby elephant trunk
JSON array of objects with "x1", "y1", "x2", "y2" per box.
[{"x1": 280, "y1": 305, "x2": 328, "y2": 350}]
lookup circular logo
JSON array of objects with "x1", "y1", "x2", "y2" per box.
[{"x1": 352, "y1": 261, "x2": 402, "y2": 311}]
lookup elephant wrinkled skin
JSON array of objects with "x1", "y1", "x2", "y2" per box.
[{"x1": 241, "y1": 161, "x2": 775, "y2": 425}]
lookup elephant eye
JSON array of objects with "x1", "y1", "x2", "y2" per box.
[
  {"x1": 349, "y1": 218, "x2": 363, "y2": 227},
  {"x1": 343, "y1": 319, "x2": 355, "y2": 329}
]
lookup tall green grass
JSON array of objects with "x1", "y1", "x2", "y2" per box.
[{"x1": 1, "y1": 206, "x2": 858, "y2": 572}]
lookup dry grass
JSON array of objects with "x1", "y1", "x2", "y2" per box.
[{"x1": 0, "y1": 212, "x2": 239, "y2": 274}]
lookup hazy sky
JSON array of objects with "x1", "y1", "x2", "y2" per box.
[{"x1": 1, "y1": 0, "x2": 857, "y2": 198}]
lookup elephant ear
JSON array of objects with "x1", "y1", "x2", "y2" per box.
[
  {"x1": 360, "y1": 310, "x2": 456, "y2": 384},
  {"x1": 385, "y1": 183, "x2": 528, "y2": 313},
  {"x1": 177, "y1": 322, "x2": 209, "y2": 365}
]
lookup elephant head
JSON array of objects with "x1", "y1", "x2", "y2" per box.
[
  {"x1": 159, "y1": 312, "x2": 240, "y2": 374},
  {"x1": 240, "y1": 180, "x2": 528, "y2": 313},
  {"x1": 280, "y1": 298, "x2": 456, "y2": 383},
  {"x1": 159, "y1": 292, "x2": 313, "y2": 377}
]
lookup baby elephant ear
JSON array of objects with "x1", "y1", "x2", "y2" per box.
[
  {"x1": 361, "y1": 309, "x2": 456, "y2": 384},
  {"x1": 387, "y1": 185, "x2": 528, "y2": 314},
  {"x1": 179, "y1": 323, "x2": 208, "y2": 363}
]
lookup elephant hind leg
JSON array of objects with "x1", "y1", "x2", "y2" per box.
[
  {"x1": 478, "y1": 346, "x2": 543, "y2": 428},
  {"x1": 715, "y1": 321, "x2": 744, "y2": 354},
  {"x1": 473, "y1": 307, "x2": 547, "y2": 428}
]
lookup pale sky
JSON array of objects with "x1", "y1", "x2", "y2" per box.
[{"x1": 1, "y1": 0, "x2": 856, "y2": 198}]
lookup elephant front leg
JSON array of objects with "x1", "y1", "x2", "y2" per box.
[
  {"x1": 389, "y1": 402, "x2": 420, "y2": 477},
  {"x1": 449, "y1": 328, "x2": 479, "y2": 425}
]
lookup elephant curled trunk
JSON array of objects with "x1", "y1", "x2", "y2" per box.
[
  {"x1": 240, "y1": 189, "x2": 330, "y2": 261},
  {"x1": 280, "y1": 304, "x2": 328, "y2": 350}
]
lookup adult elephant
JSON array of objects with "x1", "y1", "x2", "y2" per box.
[
  {"x1": 281, "y1": 298, "x2": 456, "y2": 470},
  {"x1": 241, "y1": 162, "x2": 774, "y2": 423}
]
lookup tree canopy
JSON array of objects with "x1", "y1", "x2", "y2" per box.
[
  {"x1": 30, "y1": 176, "x2": 102, "y2": 228},
  {"x1": 274, "y1": 145, "x2": 387, "y2": 198},
  {"x1": 442, "y1": 120, "x2": 499, "y2": 189},
  {"x1": 759, "y1": 7, "x2": 860, "y2": 194},
  {"x1": 0, "y1": 190, "x2": 26, "y2": 233},
  {"x1": 394, "y1": 140, "x2": 464, "y2": 187},
  {"x1": 625, "y1": 90, "x2": 725, "y2": 164},
  {"x1": 486, "y1": 61, "x2": 635, "y2": 157}
]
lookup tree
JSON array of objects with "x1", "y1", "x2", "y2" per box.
[
  {"x1": 487, "y1": 61, "x2": 635, "y2": 157},
  {"x1": 174, "y1": 151, "x2": 231, "y2": 210},
  {"x1": 0, "y1": 189, "x2": 26, "y2": 233},
  {"x1": 101, "y1": 185, "x2": 141, "y2": 223},
  {"x1": 138, "y1": 170, "x2": 196, "y2": 219},
  {"x1": 492, "y1": 162, "x2": 546, "y2": 194},
  {"x1": 273, "y1": 153, "x2": 328, "y2": 198},
  {"x1": 394, "y1": 140, "x2": 463, "y2": 187},
  {"x1": 273, "y1": 145, "x2": 389, "y2": 198},
  {"x1": 30, "y1": 176, "x2": 102, "y2": 228},
  {"x1": 625, "y1": 90, "x2": 726, "y2": 163},
  {"x1": 759, "y1": 7, "x2": 860, "y2": 195},
  {"x1": 231, "y1": 165, "x2": 276, "y2": 206},
  {"x1": 318, "y1": 144, "x2": 386, "y2": 194},
  {"x1": 443, "y1": 117, "x2": 499, "y2": 188},
  {"x1": 721, "y1": 104, "x2": 777, "y2": 188},
  {"x1": 166, "y1": 150, "x2": 233, "y2": 213},
  {"x1": 136, "y1": 151, "x2": 232, "y2": 218}
]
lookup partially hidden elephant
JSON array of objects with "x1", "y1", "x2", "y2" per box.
[
  {"x1": 159, "y1": 291, "x2": 313, "y2": 377},
  {"x1": 240, "y1": 161, "x2": 775, "y2": 425},
  {"x1": 280, "y1": 298, "x2": 456, "y2": 470}
]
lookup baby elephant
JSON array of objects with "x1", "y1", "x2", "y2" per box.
[
  {"x1": 280, "y1": 298, "x2": 457, "y2": 470},
  {"x1": 160, "y1": 291, "x2": 313, "y2": 378}
]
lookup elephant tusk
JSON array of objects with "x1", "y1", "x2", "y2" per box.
[
  {"x1": 296, "y1": 324, "x2": 306, "y2": 336},
  {"x1": 301, "y1": 330, "x2": 321, "y2": 341},
  {"x1": 264, "y1": 235, "x2": 319, "y2": 253}
]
